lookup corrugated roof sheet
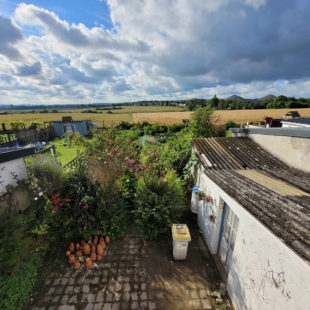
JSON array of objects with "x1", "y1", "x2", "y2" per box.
[{"x1": 193, "y1": 137, "x2": 310, "y2": 262}]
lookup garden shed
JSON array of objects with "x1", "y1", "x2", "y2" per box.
[
  {"x1": 45, "y1": 116, "x2": 97, "y2": 137},
  {"x1": 192, "y1": 137, "x2": 310, "y2": 310}
]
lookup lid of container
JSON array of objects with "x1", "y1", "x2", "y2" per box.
[{"x1": 172, "y1": 224, "x2": 191, "y2": 240}]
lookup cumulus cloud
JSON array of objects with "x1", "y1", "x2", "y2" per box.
[
  {"x1": 0, "y1": 0, "x2": 309, "y2": 104},
  {"x1": 16, "y1": 61, "x2": 42, "y2": 76},
  {"x1": 0, "y1": 15, "x2": 23, "y2": 60},
  {"x1": 15, "y1": 3, "x2": 149, "y2": 53}
]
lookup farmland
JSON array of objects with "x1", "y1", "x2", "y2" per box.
[
  {"x1": 0, "y1": 105, "x2": 186, "y2": 127},
  {"x1": 133, "y1": 107, "x2": 310, "y2": 124},
  {"x1": 1, "y1": 106, "x2": 310, "y2": 127}
]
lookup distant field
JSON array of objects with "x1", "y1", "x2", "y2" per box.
[
  {"x1": 1, "y1": 106, "x2": 310, "y2": 127},
  {"x1": 0, "y1": 105, "x2": 185, "y2": 128},
  {"x1": 133, "y1": 108, "x2": 310, "y2": 125}
]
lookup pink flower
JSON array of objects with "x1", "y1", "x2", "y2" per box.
[
  {"x1": 156, "y1": 149, "x2": 160, "y2": 153},
  {"x1": 64, "y1": 198, "x2": 70, "y2": 202},
  {"x1": 161, "y1": 170, "x2": 165, "y2": 174},
  {"x1": 152, "y1": 139, "x2": 155, "y2": 143},
  {"x1": 163, "y1": 178, "x2": 167, "y2": 183},
  {"x1": 107, "y1": 153, "x2": 113, "y2": 157},
  {"x1": 79, "y1": 202, "x2": 82, "y2": 206},
  {"x1": 116, "y1": 153, "x2": 120, "y2": 157},
  {"x1": 53, "y1": 206, "x2": 58, "y2": 211},
  {"x1": 109, "y1": 139, "x2": 113, "y2": 144},
  {"x1": 60, "y1": 203, "x2": 63, "y2": 206},
  {"x1": 52, "y1": 193, "x2": 58, "y2": 199},
  {"x1": 129, "y1": 159, "x2": 135, "y2": 164},
  {"x1": 120, "y1": 150, "x2": 123, "y2": 153},
  {"x1": 83, "y1": 205, "x2": 89, "y2": 209}
]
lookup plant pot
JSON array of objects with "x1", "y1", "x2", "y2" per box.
[
  {"x1": 206, "y1": 195, "x2": 212, "y2": 202},
  {"x1": 198, "y1": 195, "x2": 204, "y2": 200}
]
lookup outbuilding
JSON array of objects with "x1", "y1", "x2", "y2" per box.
[
  {"x1": 192, "y1": 137, "x2": 310, "y2": 310},
  {"x1": 45, "y1": 116, "x2": 97, "y2": 137},
  {"x1": 0, "y1": 145, "x2": 36, "y2": 196}
]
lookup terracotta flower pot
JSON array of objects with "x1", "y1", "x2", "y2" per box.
[
  {"x1": 65, "y1": 250, "x2": 71, "y2": 257},
  {"x1": 97, "y1": 244, "x2": 104, "y2": 256},
  {"x1": 73, "y1": 260, "x2": 81, "y2": 270},
  {"x1": 83, "y1": 244, "x2": 91, "y2": 255},
  {"x1": 69, "y1": 243, "x2": 75, "y2": 252},
  {"x1": 68, "y1": 255, "x2": 75, "y2": 264},
  {"x1": 76, "y1": 243, "x2": 80, "y2": 250},
  {"x1": 97, "y1": 255, "x2": 102, "y2": 261},
  {"x1": 105, "y1": 236, "x2": 110, "y2": 243},
  {"x1": 85, "y1": 258, "x2": 92, "y2": 268},
  {"x1": 91, "y1": 251, "x2": 97, "y2": 261},
  {"x1": 76, "y1": 250, "x2": 82, "y2": 257}
]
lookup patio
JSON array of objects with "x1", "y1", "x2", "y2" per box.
[{"x1": 29, "y1": 218, "x2": 228, "y2": 310}]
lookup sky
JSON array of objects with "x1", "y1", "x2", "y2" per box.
[{"x1": 0, "y1": 0, "x2": 310, "y2": 105}]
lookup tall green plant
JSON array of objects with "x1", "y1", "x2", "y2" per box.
[
  {"x1": 190, "y1": 106, "x2": 214, "y2": 138},
  {"x1": 134, "y1": 171, "x2": 185, "y2": 240},
  {"x1": 28, "y1": 155, "x2": 65, "y2": 197}
]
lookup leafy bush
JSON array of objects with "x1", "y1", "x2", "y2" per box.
[
  {"x1": 10, "y1": 121, "x2": 25, "y2": 131},
  {"x1": 0, "y1": 212, "x2": 47, "y2": 310},
  {"x1": 190, "y1": 107, "x2": 214, "y2": 138},
  {"x1": 223, "y1": 121, "x2": 239, "y2": 131},
  {"x1": 134, "y1": 171, "x2": 185, "y2": 240},
  {"x1": 139, "y1": 135, "x2": 157, "y2": 147},
  {"x1": 28, "y1": 121, "x2": 43, "y2": 129},
  {"x1": 28, "y1": 155, "x2": 66, "y2": 197}
]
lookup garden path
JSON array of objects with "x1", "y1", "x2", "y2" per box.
[{"x1": 30, "y1": 217, "x2": 228, "y2": 310}]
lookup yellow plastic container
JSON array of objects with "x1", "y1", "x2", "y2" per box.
[{"x1": 172, "y1": 224, "x2": 191, "y2": 260}]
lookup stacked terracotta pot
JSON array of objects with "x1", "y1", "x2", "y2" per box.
[{"x1": 66, "y1": 235, "x2": 110, "y2": 269}]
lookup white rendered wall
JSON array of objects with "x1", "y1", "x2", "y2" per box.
[
  {"x1": 0, "y1": 158, "x2": 28, "y2": 195},
  {"x1": 197, "y1": 172, "x2": 310, "y2": 310},
  {"x1": 249, "y1": 134, "x2": 310, "y2": 172}
]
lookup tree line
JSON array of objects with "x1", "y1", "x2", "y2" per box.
[{"x1": 184, "y1": 95, "x2": 310, "y2": 111}]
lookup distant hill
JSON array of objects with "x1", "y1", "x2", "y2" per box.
[
  {"x1": 260, "y1": 94, "x2": 276, "y2": 101},
  {"x1": 225, "y1": 95, "x2": 247, "y2": 102}
]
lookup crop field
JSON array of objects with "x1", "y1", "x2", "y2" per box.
[
  {"x1": 0, "y1": 106, "x2": 185, "y2": 128},
  {"x1": 133, "y1": 107, "x2": 310, "y2": 125},
  {"x1": 1, "y1": 106, "x2": 310, "y2": 127}
]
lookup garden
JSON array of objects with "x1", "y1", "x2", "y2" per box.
[{"x1": 0, "y1": 108, "x2": 233, "y2": 309}]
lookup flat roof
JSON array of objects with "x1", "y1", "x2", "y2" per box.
[
  {"x1": 281, "y1": 118, "x2": 310, "y2": 125},
  {"x1": 193, "y1": 137, "x2": 310, "y2": 263},
  {"x1": 0, "y1": 146, "x2": 37, "y2": 163}
]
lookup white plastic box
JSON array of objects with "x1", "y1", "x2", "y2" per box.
[{"x1": 172, "y1": 224, "x2": 191, "y2": 260}]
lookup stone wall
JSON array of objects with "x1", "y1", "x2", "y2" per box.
[{"x1": 0, "y1": 185, "x2": 34, "y2": 217}]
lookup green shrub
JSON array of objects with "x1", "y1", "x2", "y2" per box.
[
  {"x1": 223, "y1": 121, "x2": 239, "y2": 131},
  {"x1": 139, "y1": 135, "x2": 156, "y2": 147},
  {"x1": 134, "y1": 171, "x2": 185, "y2": 240},
  {"x1": 190, "y1": 107, "x2": 214, "y2": 138},
  {"x1": 0, "y1": 212, "x2": 47, "y2": 310},
  {"x1": 28, "y1": 155, "x2": 66, "y2": 197}
]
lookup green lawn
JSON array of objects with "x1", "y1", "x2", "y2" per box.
[{"x1": 51, "y1": 138, "x2": 79, "y2": 166}]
